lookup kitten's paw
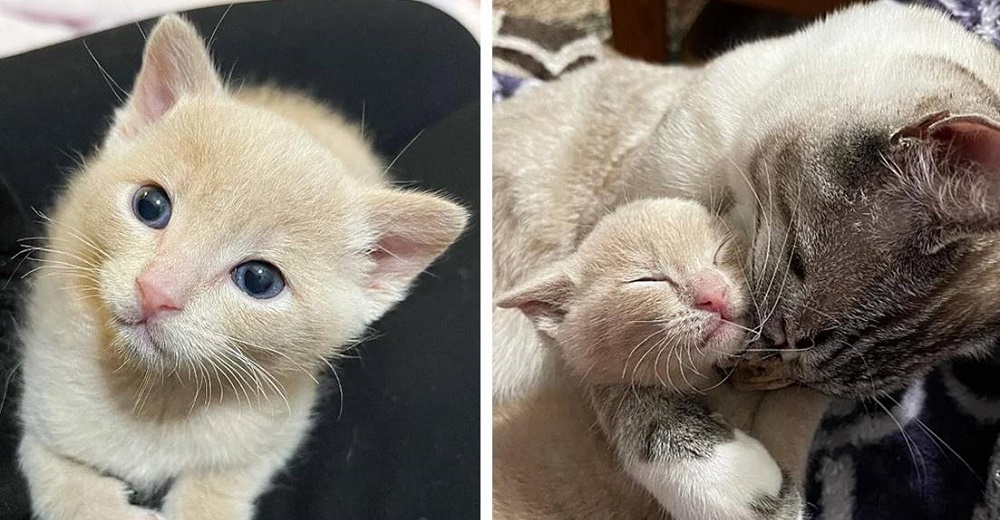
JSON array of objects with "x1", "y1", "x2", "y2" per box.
[
  {"x1": 126, "y1": 506, "x2": 164, "y2": 520},
  {"x1": 628, "y1": 429, "x2": 801, "y2": 520}
]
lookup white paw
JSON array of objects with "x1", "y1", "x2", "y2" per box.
[
  {"x1": 126, "y1": 507, "x2": 164, "y2": 520},
  {"x1": 627, "y1": 429, "x2": 785, "y2": 520}
]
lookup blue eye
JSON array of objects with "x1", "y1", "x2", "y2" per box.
[
  {"x1": 232, "y1": 261, "x2": 285, "y2": 299},
  {"x1": 132, "y1": 185, "x2": 171, "y2": 229}
]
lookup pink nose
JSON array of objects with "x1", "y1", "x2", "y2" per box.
[
  {"x1": 690, "y1": 271, "x2": 731, "y2": 320},
  {"x1": 136, "y1": 273, "x2": 182, "y2": 321}
]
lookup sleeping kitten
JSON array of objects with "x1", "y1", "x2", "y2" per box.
[
  {"x1": 497, "y1": 199, "x2": 824, "y2": 520},
  {"x1": 18, "y1": 15, "x2": 466, "y2": 520},
  {"x1": 494, "y1": 0, "x2": 1000, "y2": 400}
]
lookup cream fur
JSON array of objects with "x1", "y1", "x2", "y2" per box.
[
  {"x1": 495, "y1": 199, "x2": 827, "y2": 519},
  {"x1": 18, "y1": 15, "x2": 466, "y2": 520}
]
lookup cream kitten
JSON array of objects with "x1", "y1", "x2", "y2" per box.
[
  {"x1": 498, "y1": 199, "x2": 820, "y2": 520},
  {"x1": 497, "y1": 198, "x2": 748, "y2": 390},
  {"x1": 18, "y1": 15, "x2": 466, "y2": 520}
]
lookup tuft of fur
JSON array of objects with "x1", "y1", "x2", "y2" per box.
[{"x1": 18, "y1": 15, "x2": 466, "y2": 520}]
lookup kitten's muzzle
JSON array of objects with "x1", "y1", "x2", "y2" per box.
[{"x1": 135, "y1": 272, "x2": 183, "y2": 323}]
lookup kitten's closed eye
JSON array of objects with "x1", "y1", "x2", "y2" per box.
[
  {"x1": 132, "y1": 184, "x2": 172, "y2": 229},
  {"x1": 232, "y1": 261, "x2": 285, "y2": 299},
  {"x1": 627, "y1": 275, "x2": 678, "y2": 287}
]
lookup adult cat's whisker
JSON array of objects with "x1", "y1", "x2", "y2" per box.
[
  {"x1": 760, "y1": 181, "x2": 803, "y2": 327},
  {"x1": 880, "y1": 391, "x2": 984, "y2": 485},
  {"x1": 756, "y1": 159, "x2": 776, "y2": 294},
  {"x1": 871, "y1": 395, "x2": 927, "y2": 486},
  {"x1": 740, "y1": 345, "x2": 815, "y2": 353},
  {"x1": 801, "y1": 303, "x2": 836, "y2": 322},
  {"x1": 757, "y1": 186, "x2": 800, "y2": 326},
  {"x1": 718, "y1": 319, "x2": 757, "y2": 335},
  {"x1": 712, "y1": 215, "x2": 763, "y2": 318},
  {"x1": 723, "y1": 154, "x2": 765, "y2": 225},
  {"x1": 833, "y1": 338, "x2": 878, "y2": 397}
]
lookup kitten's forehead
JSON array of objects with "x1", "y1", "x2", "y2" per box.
[
  {"x1": 119, "y1": 97, "x2": 371, "y2": 254},
  {"x1": 577, "y1": 200, "x2": 723, "y2": 275}
]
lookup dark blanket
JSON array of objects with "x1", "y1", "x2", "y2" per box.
[{"x1": 492, "y1": 2, "x2": 1000, "y2": 518}]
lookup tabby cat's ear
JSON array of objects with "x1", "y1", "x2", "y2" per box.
[
  {"x1": 892, "y1": 111, "x2": 1000, "y2": 251},
  {"x1": 107, "y1": 15, "x2": 223, "y2": 147},
  {"x1": 495, "y1": 268, "x2": 574, "y2": 337},
  {"x1": 363, "y1": 189, "x2": 468, "y2": 319}
]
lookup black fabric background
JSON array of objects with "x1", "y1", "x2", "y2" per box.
[{"x1": 0, "y1": 1, "x2": 480, "y2": 518}]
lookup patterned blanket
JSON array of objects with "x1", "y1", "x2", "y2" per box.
[{"x1": 493, "y1": 2, "x2": 1000, "y2": 518}]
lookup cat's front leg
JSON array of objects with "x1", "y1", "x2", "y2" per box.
[
  {"x1": 19, "y1": 433, "x2": 163, "y2": 520},
  {"x1": 589, "y1": 386, "x2": 803, "y2": 520},
  {"x1": 162, "y1": 462, "x2": 278, "y2": 520}
]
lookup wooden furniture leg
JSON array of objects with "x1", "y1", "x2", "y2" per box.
[{"x1": 609, "y1": 0, "x2": 671, "y2": 63}]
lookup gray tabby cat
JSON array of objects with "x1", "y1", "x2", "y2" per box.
[{"x1": 493, "y1": 1, "x2": 1000, "y2": 517}]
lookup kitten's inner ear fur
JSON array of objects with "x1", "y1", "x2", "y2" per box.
[
  {"x1": 109, "y1": 15, "x2": 223, "y2": 145},
  {"x1": 364, "y1": 189, "x2": 468, "y2": 317},
  {"x1": 495, "y1": 268, "x2": 575, "y2": 337},
  {"x1": 892, "y1": 111, "x2": 1000, "y2": 250}
]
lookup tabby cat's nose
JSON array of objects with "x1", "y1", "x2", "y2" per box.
[
  {"x1": 136, "y1": 274, "x2": 183, "y2": 322},
  {"x1": 763, "y1": 316, "x2": 789, "y2": 348}
]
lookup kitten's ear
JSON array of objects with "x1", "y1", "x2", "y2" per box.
[
  {"x1": 891, "y1": 111, "x2": 1000, "y2": 250},
  {"x1": 495, "y1": 268, "x2": 574, "y2": 337},
  {"x1": 108, "y1": 15, "x2": 223, "y2": 145},
  {"x1": 363, "y1": 189, "x2": 468, "y2": 317}
]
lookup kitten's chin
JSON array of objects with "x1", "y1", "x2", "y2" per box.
[
  {"x1": 110, "y1": 318, "x2": 174, "y2": 366},
  {"x1": 703, "y1": 320, "x2": 746, "y2": 356}
]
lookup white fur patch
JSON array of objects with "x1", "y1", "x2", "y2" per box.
[{"x1": 627, "y1": 430, "x2": 783, "y2": 520}]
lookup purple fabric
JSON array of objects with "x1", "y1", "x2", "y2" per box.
[
  {"x1": 916, "y1": 0, "x2": 1000, "y2": 42},
  {"x1": 492, "y1": 72, "x2": 538, "y2": 103}
]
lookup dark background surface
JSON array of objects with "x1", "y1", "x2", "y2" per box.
[{"x1": 0, "y1": 1, "x2": 480, "y2": 518}]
